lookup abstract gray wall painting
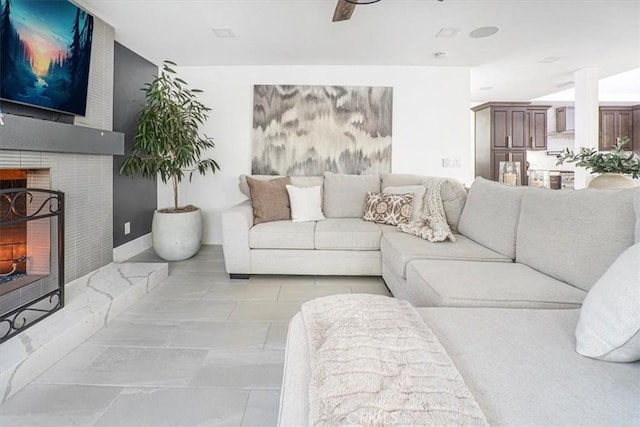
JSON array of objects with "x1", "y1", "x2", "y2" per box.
[{"x1": 252, "y1": 85, "x2": 392, "y2": 175}]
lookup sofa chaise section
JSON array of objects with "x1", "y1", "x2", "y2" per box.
[
  {"x1": 279, "y1": 307, "x2": 640, "y2": 426},
  {"x1": 420, "y1": 307, "x2": 640, "y2": 426}
]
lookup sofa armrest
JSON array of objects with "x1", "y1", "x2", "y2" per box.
[{"x1": 221, "y1": 200, "x2": 253, "y2": 275}]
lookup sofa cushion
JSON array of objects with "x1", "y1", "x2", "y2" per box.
[
  {"x1": 419, "y1": 307, "x2": 640, "y2": 426},
  {"x1": 406, "y1": 260, "x2": 586, "y2": 308},
  {"x1": 458, "y1": 177, "x2": 527, "y2": 259},
  {"x1": 362, "y1": 192, "x2": 413, "y2": 225},
  {"x1": 249, "y1": 220, "x2": 315, "y2": 249},
  {"x1": 246, "y1": 176, "x2": 292, "y2": 224},
  {"x1": 516, "y1": 187, "x2": 638, "y2": 291},
  {"x1": 381, "y1": 174, "x2": 467, "y2": 232},
  {"x1": 575, "y1": 242, "x2": 640, "y2": 362},
  {"x1": 383, "y1": 185, "x2": 426, "y2": 224},
  {"x1": 315, "y1": 218, "x2": 381, "y2": 250},
  {"x1": 240, "y1": 175, "x2": 323, "y2": 199},
  {"x1": 286, "y1": 185, "x2": 325, "y2": 223},
  {"x1": 380, "y1": 173, "x2": 424, "y2": 189},
  {"x1": 380, "y1": 232, "x2": 511, "y2": 279},
  {"x1": 376, "y1": 223, "x2": 401, "y2": 234},
  {"x1": 322, "y1": 172, "x2": 380, "y2": 218}
]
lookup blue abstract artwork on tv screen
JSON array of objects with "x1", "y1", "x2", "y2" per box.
[{"x1": 0, "y1": 0, "x2": 93, "y2": 116}]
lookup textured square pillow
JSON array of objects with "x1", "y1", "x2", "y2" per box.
[
  {"x1": 575, "y1": 242, "x2": 640, "y2": 362},
  {"x1": 246, "y1": 176, "x2": 291, "y2": 225},
  {"x1": 286, "y1": 185, "x2": 325, "y2": 223},
  {"x1": 363, "y1": 192, "x2": 414, "y2": 226},
  {"x1": 383, "y1": 185, "x2": 426, "y2": 224}
]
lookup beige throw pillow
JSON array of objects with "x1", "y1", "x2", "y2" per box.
[
  {"x1": 363, "y1": 192, "x2": 414, "y2": 226},
  {"x1": 575, "y1": 242, "x2": 640, "y2": 362},
  {"x1": 246, "y1": 176, "x2": 291, "y2": 225},
  {"x1": 286, "y1": 185, "x2": 325, "y2": 223}
]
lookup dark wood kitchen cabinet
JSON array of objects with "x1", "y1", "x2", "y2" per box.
[
  {"x1": 600, "y1": 107, "x2": 633, "y2": 151},
  {"x1": 487, "y1": 104, "x2": 528, "y2": 150},
  {"x1": 472, "y1": 102, "x2": 545, "y2": 184},
  {"x1": 555, "y1": 106, "x2": 574, "y2": 132},
  {"x1": 527, "y1": 106, "x2": 549, "y2": 150},
  {"x1": 492, "y1": 151, "x2": 527, "y2": 185}
]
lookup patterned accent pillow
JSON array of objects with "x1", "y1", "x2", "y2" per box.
[{"x1": 363, "y1": 192, "x2": 414, "y2": 226}]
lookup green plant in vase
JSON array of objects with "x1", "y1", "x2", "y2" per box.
[
  {"x1": 556, "y1": 137, "x2": 639, "y2": 189},
  {"x1": 120, "y1": 60, "x2": 220, "y2": 260}
]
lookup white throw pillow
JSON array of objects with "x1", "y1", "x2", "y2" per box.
[
  {"x1": 575, "y1": 242, "x2": 640, "y2": 362},
  {"x1": 383, "y1": 185, "x2": 426, "y2": 224},
  {"x1": 286, "y1": 185, "x2": 326, "y2": 223}
]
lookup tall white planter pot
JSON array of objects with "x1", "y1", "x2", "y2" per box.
[{"x1": 152, "y1": 208, "x2": 202, "y2": 261}]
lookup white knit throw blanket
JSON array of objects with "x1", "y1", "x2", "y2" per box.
[
  {"x1": 398, "y1": 177, "x2": 456, "y2": 242},
  {"x1": 302, "y1": 294, "x2": 488, "y2": 427}
]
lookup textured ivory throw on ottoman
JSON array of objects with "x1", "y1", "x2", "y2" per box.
[{"x1": 301, "y1": 294, "x2": 488, "y2": 426}]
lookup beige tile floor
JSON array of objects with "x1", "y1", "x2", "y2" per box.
[{"x1": 0, "y1": 245, "x2": 390, "y2": 426}]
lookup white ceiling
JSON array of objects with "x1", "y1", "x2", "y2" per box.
[
  {"x1": 76, "y1": 0, "x2": 640, "y2": 102},
  {"x1": 535, "y1": 67, "x2": 640, "y2": 105}
]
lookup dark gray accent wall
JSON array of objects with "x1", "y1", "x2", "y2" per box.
[{"x1": 112, "y1": 42, "x2": 158, "y2": 248}]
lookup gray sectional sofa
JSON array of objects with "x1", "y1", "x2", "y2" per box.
[
  {"x1": 222, "y1": 173, "x2": 635, "y2": 311},
  {"x1": 221, "y1": 173, "x2": 640, "y2": 425}
]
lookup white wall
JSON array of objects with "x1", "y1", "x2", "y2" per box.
[{"x1": 158, "y1": 66, "x2": 471, "y2": 244}]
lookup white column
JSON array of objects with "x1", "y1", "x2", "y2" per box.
[{"x1": 574, "y1": 68, "x2": 600, "y2": 189}]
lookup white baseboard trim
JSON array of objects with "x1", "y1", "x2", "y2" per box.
[{"x1": 113, "y1": 233, "x2": 153, "y2": 262}]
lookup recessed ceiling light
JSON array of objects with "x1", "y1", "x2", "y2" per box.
[
  {"x1": 434, "y1": 52, "x2": 448, "y2": 60},
  {"x1": 479, "y1": 86, "x2": 493, "y2": 91},
  {"x1": 212, "y1": 28, "x2": 235, "y2": 38},
  {"x1": 539, "y1": 56, "x2": 561, "y2": 63},
  {"x1": 436, "y1": 28, "x2": 459, "y2": 38},
  {"x1": 469, "y1": 26, "x2": 499, "y2": 38}
]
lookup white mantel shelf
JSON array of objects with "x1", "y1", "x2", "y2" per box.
[{"x1": 0, "y1": 262, "x2": 168, "y2": 402}]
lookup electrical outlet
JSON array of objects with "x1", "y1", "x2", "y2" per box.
[{"x1": 124, "y1": 222, "x2": 131, "y2": 235}]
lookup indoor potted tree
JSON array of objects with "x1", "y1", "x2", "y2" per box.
[
  {"x1": 120, "y1": 60, "x2": 220, "y2": 261},
  {"x1": 556, "y1": 137, "x2": 639, "y2": 189}
]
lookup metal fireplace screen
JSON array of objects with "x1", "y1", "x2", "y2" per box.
[{"x1": 0, "y1": 188, "x2": 64, "y2": 343}]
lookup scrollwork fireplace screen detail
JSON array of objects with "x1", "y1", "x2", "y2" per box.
[{"x1": 0, "y1": 188, "x2": 64, "y2": 343}]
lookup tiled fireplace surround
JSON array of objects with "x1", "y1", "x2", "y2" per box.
[
  {"x1": 0, "y1": 150, "x2": 114, "y2": 282},
  {"x1": 0, "y1": 150, "x2": 169, "y2": 402}
]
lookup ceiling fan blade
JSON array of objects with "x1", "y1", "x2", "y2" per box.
[{"x1": 333, "y1": 0, "x2": 356, "y2": 22}]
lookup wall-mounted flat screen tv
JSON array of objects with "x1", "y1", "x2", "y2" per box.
[{"x1": 0, "y1": 0, "x2": 94, "y2": 116}]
